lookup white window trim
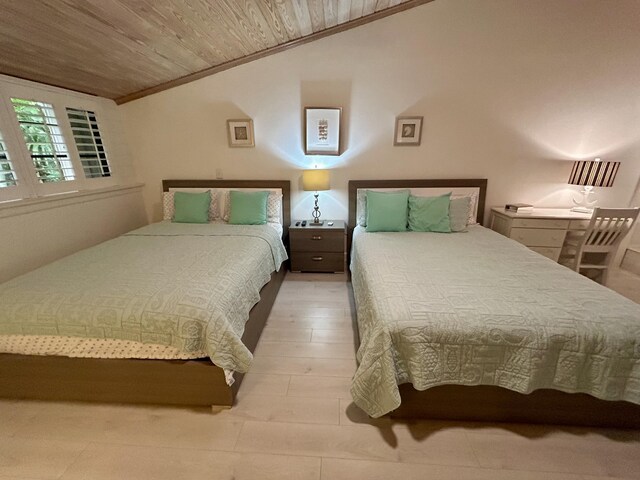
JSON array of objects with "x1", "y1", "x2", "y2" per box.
[{"x1": 0, "y1": 183, "x2": 144, "y2": 220}]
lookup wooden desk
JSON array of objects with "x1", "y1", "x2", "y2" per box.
[{"x1": 490, "y1": 208, "x2": 592, "y2": 262}]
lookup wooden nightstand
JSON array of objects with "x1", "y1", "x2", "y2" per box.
[
  {"x1": 490, "y1": 207, "x2": 592, "y2": 262},
  {"x1": 289, "y1": 220, "x2": 347, "y2": 273}
]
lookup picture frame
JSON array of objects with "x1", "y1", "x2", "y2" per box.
[
  {"x1": 227, "y1": 119, "x2": 254, "y2": 147},
  {"x1": 304, "y1": 107, "x2": 341, "y2": 156},
  {"x1": 394, "y1": 116, "x2": 423, "y2": 146}
]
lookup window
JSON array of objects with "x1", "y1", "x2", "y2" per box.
[
  {"x1": 0, "y1": 130, "x2": 17, "y2": 189},
  {"x1": 11, "y1": 98, "x2": 75, "y2": 183},
  {"x1": 66, "y1": 108, "x2": 111, "y2": 178}
]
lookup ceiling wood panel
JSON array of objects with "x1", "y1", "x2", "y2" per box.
[{"x1": 0, "y1": 0, "x2": 433, "y2": 103}]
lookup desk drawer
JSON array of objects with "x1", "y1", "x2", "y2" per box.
[
  {"x1": 291, "y1": 252, "x2": 344, "y2": 272},
  {"x1": 569, "y1": 219, "x2": 590, "y2": 230},
  {"x1": 290, "y1": 230, "x2": 344, "y2": 252},
  {"x1": 529, "y1": 246, "x2": 562, "y2": 261},
  {"x1": 511, "y1": 218, "x2": 569, "y2": 229},
  {"x1": 510, "y1": 228, "x2": 566, "y2": 247}
]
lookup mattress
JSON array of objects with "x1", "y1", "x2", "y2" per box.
[
  {"x1": 350, "y1": 225, "x2": 640, "y2": 417},
  {"x1": 0, "y1": 221, "x2": 287, "y2": 376}
]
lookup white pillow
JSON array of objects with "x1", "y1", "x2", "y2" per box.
[
  {"x1": 222, "y1": 190, "x2": 282, "y2": 224},
  {"x1": 162, "y1": 190, "x2": 219, "y2": 221}
]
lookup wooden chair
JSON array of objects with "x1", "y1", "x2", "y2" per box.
[{"x1": 561, "y1": 207, "x2": 640, "y2": 284}]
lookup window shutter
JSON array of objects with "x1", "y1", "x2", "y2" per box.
[
  {"x1": 0, "y1": 130, "x2": 18, "y2": 189},
  {"x1": 11, "y1": 98, "x2": 75, "y2": 183},
  {"x1": 66, "y1": 108, "x2": 111, "y2": 178}
]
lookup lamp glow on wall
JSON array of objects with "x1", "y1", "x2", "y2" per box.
[
  {"x1": 568, "y1": 158, "x2": 620, "y2": 213},
  {"x1": 302, "y1": 169, "x2": 330, "y2": 225}
]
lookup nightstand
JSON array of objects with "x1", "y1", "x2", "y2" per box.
[
  {"x1": 490, "y1": 207, "x2": 592, "y2": 262},
  {"x1": 289, "y1": 220, "x2": 347, "y2": 273}
]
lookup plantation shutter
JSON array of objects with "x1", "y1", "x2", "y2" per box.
[
  {"x1": 0, "y1": 130, "x2": 18, "y2": 189},
  {"x1": 11, "y1": 98, "x2": 75, "y2": 183},
  {"x1": 66, "y1": 108, "x2": 111, "y2": 178}
]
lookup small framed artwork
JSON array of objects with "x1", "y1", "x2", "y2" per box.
[
  {"x1": 394, "y1": 116, "x2": 423, "y2": 146},
  {"x1": 304, "y1": 107, "x2": 341, "y2": 155},
  {"x1": 227, "y1": 119, "x2": 254, "y2": 147}
]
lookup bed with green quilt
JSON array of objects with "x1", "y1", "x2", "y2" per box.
[
  {"x1": 348, "y1": 179, "x2": 640, "y2": 427},
  {"x1": 0, "y1": 179, "x2": 290, "y2": 406}
]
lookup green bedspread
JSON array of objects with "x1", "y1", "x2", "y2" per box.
[
  {"x1": 0, "y1": 222, "x2": 287, "y2": 373},
  {"x1": 350, "y1": 225, "x2": 640, "y2": 417}
]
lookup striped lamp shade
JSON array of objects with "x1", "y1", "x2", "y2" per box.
[{"x1": 568, "y1": 159, "x2": 620, "y2": 187}]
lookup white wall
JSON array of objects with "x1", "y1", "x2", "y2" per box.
[
  {"x1": 119, "y1": 0, "x2": 640, "y2": 225},
  {"x1": 0, "y1": 77, "x2": 145, "y2": 282},
  {"x1": 0, "y1": 188, "x2": 147, "y2": 283}
]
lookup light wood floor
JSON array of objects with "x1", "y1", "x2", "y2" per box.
[{"x1": 1, "y1": 272, "x2": 639, "y2": 480}]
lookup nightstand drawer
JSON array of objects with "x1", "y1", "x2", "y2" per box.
[
  {"x1": 511, "y1": 218, "x2": 569, "y2": 229},
  {"x1": 291, "y1": 252, "x2": 344, "y2": 272},
  {"x1": 510, "y1": 228, "x2": 566, "y2": 247},
  {"x1": 290, "y1": 230, "x2": 344, "y2": 252}
]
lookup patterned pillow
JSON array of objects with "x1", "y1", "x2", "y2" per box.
[
  {"x1": 223, "y1": 190, "x2": 282, "y2": 224},
  {"x1": 163, "y1": 190, "x2": 219, "y2": 221},
  {"x1": 451, "y1": 192, "x2": 479, "y2": 225},
  {"x1": 449, "y1": 196, "x2": 471, "y2": 232}
]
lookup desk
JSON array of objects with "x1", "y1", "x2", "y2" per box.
[{"x1": 490, "y1": 208, "x2": 592, "y2": 262}]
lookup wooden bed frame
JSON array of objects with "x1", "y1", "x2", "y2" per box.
[
  {"x1": 348, "y1": 179, "x2": 640, "y2": 428},
  {"x1": 0, "y1": 179, "x2": 290, "y2": 407}
]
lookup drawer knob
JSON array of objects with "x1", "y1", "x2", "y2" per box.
[
  {"x1": 312, "y1": 256, "x2": 324, "y2": 261},
  {"x1": 312, "y1": 235, "x2": 323, "y2": 240}
]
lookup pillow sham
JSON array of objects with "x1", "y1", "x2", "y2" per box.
[
  {"x1": 228, "y1": 190, "x2": 269, "y2": 225},
  {"x1": 173, "y1": 190, "x2": 211, "y2": 224},
  {"x1": 357, "y1": 189, "x2": 410, "y2": 227},
  {"x1": 408, "y1": 193, "x2": 452, "y2": 233},
  {"x1": 449, "y1": 196, "x2": 471, "y2": 232},
  {"x1": 223, "y1": 190, "x2": 282, "y2": 224},
  {"x1": 366, "y1": 190, "x2": 409, "y2": 232},
  {"x1": 163, "y1": 190, "x2": 219, "y2": 221}
]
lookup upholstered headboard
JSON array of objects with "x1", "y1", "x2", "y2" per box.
[
  {"x1": 162, "y1": 179, "x2": 291, "y2": 238},
  {"x1": 347, "y1": 179, "x2": 488, "y2": 233}
]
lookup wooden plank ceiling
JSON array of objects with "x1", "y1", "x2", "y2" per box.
[{"x1": 0, "y1": 0, "x2": 432, "y2": 104}]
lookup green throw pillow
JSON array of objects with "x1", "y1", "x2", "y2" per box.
[
  {"x1": 228, "y1": 190, "x2": 269, "y2": 225},
  {"x1": 408, "y1": 193, "x2": 452, "y2": 233},
  {"x1": 173, "y1": 191, "x2": 211, "y2": 223},
  {"x1": 365, "y1": 190, "x2": 409, "y2": 232}
]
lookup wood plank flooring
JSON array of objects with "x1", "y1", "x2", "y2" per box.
[{"x1": 0, "y1": 272, "x2": 639, "y2": 479}]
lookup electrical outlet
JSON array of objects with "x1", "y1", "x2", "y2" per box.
[{"x1": 216, "y1": 168, "x2": 223, "y2": 179}]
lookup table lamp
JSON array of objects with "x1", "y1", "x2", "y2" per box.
[
  {"x1": 568, "y1": 158, "x2": 620, "y2": 213},
  {"x1": 302, "y1": 169, "x2": 330, "y2": 225}
]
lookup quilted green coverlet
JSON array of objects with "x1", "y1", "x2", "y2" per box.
[
  {"x1": 0, "y1": 222, "x2": 287, "y2": 373},
  {"x1": 350, "y1": 226, "x2": 640, "y2": 417}
]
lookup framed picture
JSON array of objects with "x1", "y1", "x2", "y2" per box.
[
  {"x1": 304, "y1": 107, "x2": 341, "y2": 155},
  {"x1": 227, "y1": 119, "x2": 254, "y2": 147},
  {"x1": 394, "y1": 116, "x2": 423, "y2": 146}
]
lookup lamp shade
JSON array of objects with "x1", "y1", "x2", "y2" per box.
[
  {"x1": 302, "y1": 169, "x2": 330, "y2": 191},
  {"x1": 568, "y1": 159, "x2": 620, "y2": 187}
]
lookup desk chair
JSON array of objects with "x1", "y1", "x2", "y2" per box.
[{"x1": 560, "y1": 207, "x2": 640, "y2": 284}]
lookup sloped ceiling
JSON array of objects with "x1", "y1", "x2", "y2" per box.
[{"x1": 0, "y1": 0, "x2": 433, "y2": 104}]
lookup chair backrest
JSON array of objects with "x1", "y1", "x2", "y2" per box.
[{"x1": 581, "y1": 207, "x2": 640, "y2": 250}]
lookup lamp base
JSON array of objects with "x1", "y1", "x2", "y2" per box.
[
  {"x1": 570, "y1": 206, "x2": 593, "y2": 214},
  {"x1": 310, "y1": 219, "x2": 324, "y2": 226}
]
